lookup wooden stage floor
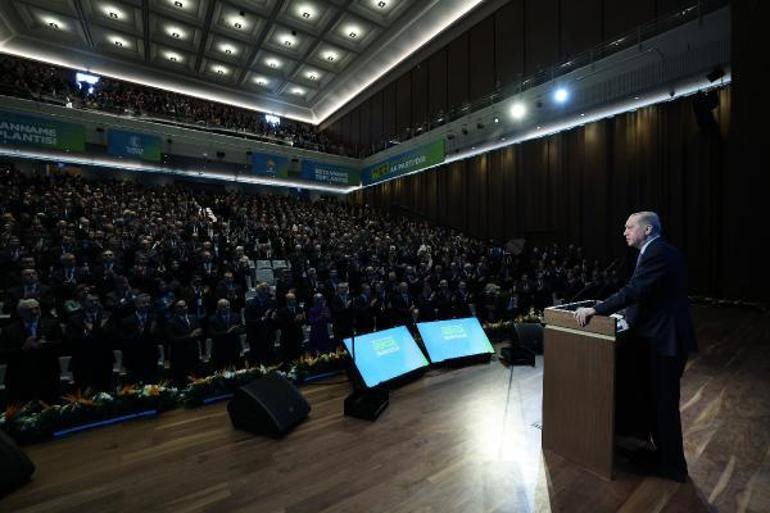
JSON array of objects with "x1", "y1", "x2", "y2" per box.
[{"x1": 2, "y1": 305, "x2": 769, "y2": 513}]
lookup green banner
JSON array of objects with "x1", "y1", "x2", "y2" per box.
[
  {"x1": 363, "y1": 140, "x2": 445, "y2": 185},
  {"x1": 0, "y1": 111, "x2": 85, "y2": 152}
]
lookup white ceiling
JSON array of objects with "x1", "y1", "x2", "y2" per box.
[{"x1": 0, "y1": 0, "x2": 485, "y2": 124}]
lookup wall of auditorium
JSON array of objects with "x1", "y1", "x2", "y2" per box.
[
  {"x1": 353, "y1": 88, "x2": 731, "y2": 298},
  {"x1": 322, "y1": 0, "x2": 694, "y2": 154}
]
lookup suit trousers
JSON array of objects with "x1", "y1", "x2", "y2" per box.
[{"x1": 647, "y1": 346, "x2": 688, "y2": 475}]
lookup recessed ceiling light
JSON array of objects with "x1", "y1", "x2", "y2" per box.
[
  {"x1": 284, "y1": 40, "x2": 292, "y2": 46},
  {"x1": 580, "y1": 113, "x2": 585, "y2": 117},
  {"x1": 266, "y1": 58, "x2": 280, "y2": 68},
  {"x1": 302, "y1": 11, "x2": 311, "y2": 18},
  {"x1": 172, "y1": 31, "x2": 180, "y2": 38},
  {"x1": 217, "y1": 69, "x2": 224, "y2": 74},
  {"x1": 255, "y1": 77, "x2": 268, "y2": 86},
  {"x1": 324, "y1": 51, "x2": 336, "y2": 62},
  {"x1": 377, "y1": 1, "x2": 387, "y2": 8},
  {"x1": 307, "y1": 72, "x2": 317, "y2": 80},
  {"x1": 114, "y1": 40, "x2": 123, "y2": 47},
  {"x1": 48, "y1": 22, "x2": 59, "y2": 29},
  {"x1": 109, "y1": 12, "x2": 119, "y2": 19},
  {"x1": 292, "y1": 87, "x2": 304, "y2": 95},
  {"x1": 349, "y1": 31, "x2": 357, "y2": 38},
  {"x1": 174, "y1": 1, "x2": 183, "y2": 7},
  {"x1": 493, "y1": 117, "x2": 499, "y2": 123},
  {"x1": 169, "y1": 56, "x2": 178, "y2": 62},
  {"x1": 233, "y1": 21, "x2": 243, "y2": 29}
]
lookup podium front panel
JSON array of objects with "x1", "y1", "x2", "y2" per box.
[{"x1": 542, "y1": 325, "x2": 616, "y2": 480}]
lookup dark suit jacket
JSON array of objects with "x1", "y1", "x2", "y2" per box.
[{"x1": 594, "y1": 238, "x2": 697, "y2": 357}]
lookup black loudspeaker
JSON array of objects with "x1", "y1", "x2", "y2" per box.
[
  {"x1": 515, "y1": 322, "x2": 544, "y2": 354},
  {"x1": 227, "y1": 372, "x2": 310, "y2": 438},
  {"x1": 0, "y1": 429, "x2": 35, "y2": 494}
]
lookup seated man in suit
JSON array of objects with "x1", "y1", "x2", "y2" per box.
[
  {"x1": 66, "y1": 293, "x2": 114, "y2": 392},
  {"x1": 119, "y1": 293, "x2": 160, "y2": 384},
  {"x1": 575, "y1": 211, "x2": 697, "y2": 483},
  {"x1": 208, "y1": 298, "x2": 246, "y2": 370},
  {"x1": 0, "y1": 299, "x2": 63, "y2": 403},
  {"x1": 166, "y1": 300, "x2": 204, "y2": 385}
]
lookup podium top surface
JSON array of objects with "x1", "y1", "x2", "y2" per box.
[{"x1": 544, "y1": 301, "x2": 617, "y2": 337}]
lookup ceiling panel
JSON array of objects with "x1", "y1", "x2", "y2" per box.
[{"x1": 0, "y1": 0, "x2": 487, "y2": 123}]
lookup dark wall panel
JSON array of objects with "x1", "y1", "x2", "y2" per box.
[
  {"x1": 396, "y1": 73, "x2": 412, "y2": 137},
  {"x1": 411, "y1": 62, "x2": 428, "y2": 130},
  {"x1": 524, "y1": 0, "x2": 560, "y2": 76},
  {"x1": 469, "y1": 16, "x2": 496, "y2": 100},
  {"x1": 447, "y1": 34, "x2": 470, "y2": 108},
  {"x1": 383, "y1": 82, "x2": 397, "y2": 141},
  {"x1": 604, "y1": 0, "x2": 655, "y2": 41},
  {"x1": 494, "y1": 0, "x2": 524, "y2": 87},
  {"x1": 561, "y1": 0, "x2": 603, "y2": 59},
  {"x1": 427, "y1": 49, "x2": 448, "y2": 118},
  {"x1": 359, "y1": 99, "x2": 371, "y2": 150}
]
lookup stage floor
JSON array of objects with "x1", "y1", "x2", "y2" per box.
[{"x1": 2, "y1": 305, "x2": 769, "y2": 513}]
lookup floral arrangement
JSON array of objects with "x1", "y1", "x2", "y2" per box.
[{"x1": 0, "y1": 351, "x2": 346, "y2": 444}]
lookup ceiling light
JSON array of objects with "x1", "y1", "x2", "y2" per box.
[
  {"x1": 307, "y1": 72, "x2": 318, "y2": 80},
  {"x1": 233, "y1": 21, "x2": 243, "y2": 29},
  {"x1": 284, "y1": 40, "x2": 292, "y2": 46},
  {"x1": 48, "y1": 21, "x2": 60, "y2": 30},
  {"x1": 217, "y1": 69, "x2": 223, "y2": 74},
  {"x1": 225, "y1": 49, "x2": 232, "y2": 54},
  {"x1": 510, "y1": 102, "x2": 526, "y2": 120},
  {"x1": 109, "y1": 12, "x2": 119, "y2": 19},
  {"x1": 349, "y1": 31, "x2": 357, "y2": 38},
  {"x1": 169, "y1": 56, "x2": 178, "y2": 62},
  {"x1": 323, "y1": 51, "x2": 337, "y2": 62},
  {"x1": 493, "y1": 117, "x2": 499, "y2": 123},
  {"x1": 114, "y1": 40, "x2": 124, "y2": 47},
  {"x1": 266, "y1": 58, "x2": 280, "y2": 69},
  {"x1": 174, "y1": 1, "x2": 183, "y2": 7},
  {"x1": 580, "y1": 113, "x2": 585, "y2": 117},
  {"x1": 377, "y1": 1, "x2": 387, "y2": 8},
  {"x1": 553, "y1": 87, "x2": 569, "y2": 104},
  {"x1": 292, "y1": 87, "x2": 305, "y2": 95},
  {"x1": 302, "y1": 11, "x2": 311, "y2": 18},
  {"x1": 255, "y1": 77, "x2": 268, "y2": 86}
]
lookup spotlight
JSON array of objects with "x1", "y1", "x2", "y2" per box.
[
  {"x1": 510, "y1": 103, "x2": 526, "y2": 120},
  {"x1": 553, "y1": 87, "x2": 569, "y2": 104},
  {"x1": 493, "y1": 117, "x2": 499, "y2": 124}
]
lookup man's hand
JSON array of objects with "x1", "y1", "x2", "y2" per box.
[
  {"x1": 574, "y1": 307, "x2": 596, "y2": 327},
  {"x1": 22, "y1": 336, "x2": 39, "y2": 351}
]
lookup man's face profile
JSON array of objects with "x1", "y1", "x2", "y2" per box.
[{"x1": 623, "y1": 214, "x2": 649, "y2": 249}]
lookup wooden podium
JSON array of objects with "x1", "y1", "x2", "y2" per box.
[{"x1": 542, "y1": 301, "x2": 621, "y2": 480}]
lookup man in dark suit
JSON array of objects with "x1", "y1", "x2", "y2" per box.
[
  {"x1": 575, "y1": 211, "x2": 697, "y2": 483},
  {"x1": 119, "y1": 294, "x2": 160, "y2": 384},
  {"x1": 208, "y1": 298, "x2": 246, "y2": 370},
  {"x1": 275, "y1": 293, "x2": 305, "y2": 363},
  {"x1": 0, "y1": 299, "x2": 63, "y2": 403},
  {"x1": 65, "y1": 293, "x2": 114, "y2": 392},
  {"x1": 166, "y1": 300, "x2": 204, "y2": 385}
]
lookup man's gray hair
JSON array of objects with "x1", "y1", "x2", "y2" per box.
[{"x1": 633, "y1": 211, "x2": 662, "y2": 235}]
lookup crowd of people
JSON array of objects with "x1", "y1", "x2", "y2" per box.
[
  {"x1": 0, "y1": 55, "x2": 353, "y2": 156},
  {"x1": 0, "y1": 163, "x2": 621, "y2": 404}
]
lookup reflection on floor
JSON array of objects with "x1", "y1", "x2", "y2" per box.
[{"x1": 2, "y1": 305, "x2": 768, "y2": 513}]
